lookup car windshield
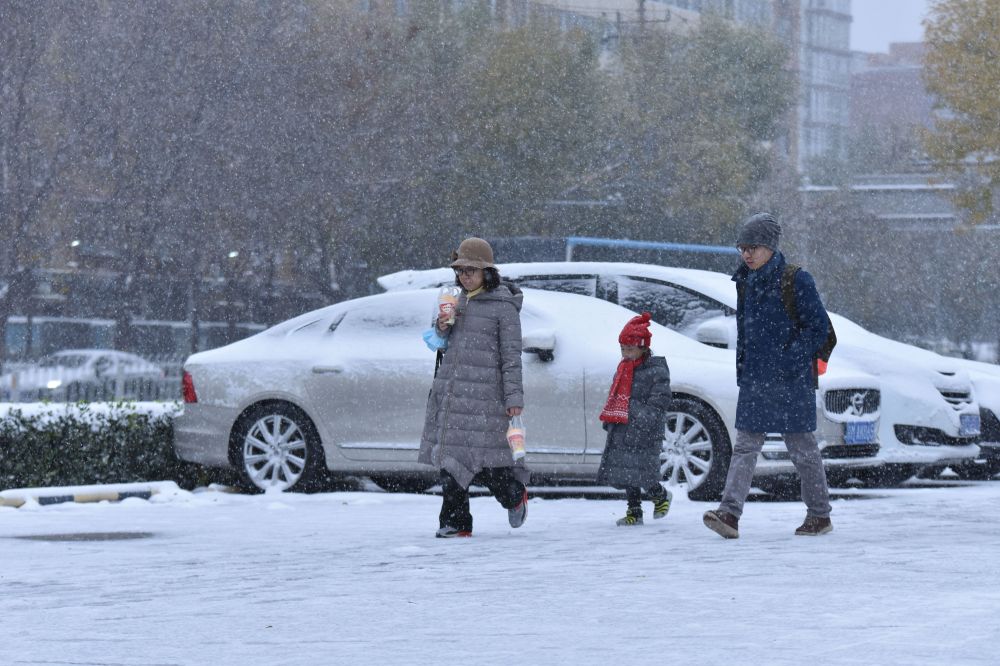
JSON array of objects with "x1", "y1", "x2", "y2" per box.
[
  {"x1": 38, "y1": 354, "x2": 89, "y2": 368},
  {"x1": 334, "y1": 302, "x2": 427, "y2": 339},
  {"x1": 617, "y1": 277, "x2": 733, "y2": 337}
]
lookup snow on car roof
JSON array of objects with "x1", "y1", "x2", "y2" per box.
[
  {"x1": 378, "y1": 261, "x2": 740, "y2": 310},
  {"x1": 378, "y1": 261, "x2": 973, "y2": 378}
]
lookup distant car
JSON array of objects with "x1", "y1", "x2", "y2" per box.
[
  {"x1": 173, "y1": 288, "x2": 885, "y2": 498},
  {"x1": 0, "y1": 349, "x2": 164, "y2": 398},
  {"x1": 379, "y1": 261, "x2": 983, "y2": 486}
]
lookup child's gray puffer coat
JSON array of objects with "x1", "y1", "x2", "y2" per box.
[{"x1": 596, "y1": 354, "x2": 672, "y2": 489}]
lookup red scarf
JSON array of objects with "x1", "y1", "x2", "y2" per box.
[{"x1": 600, "y1": 356, "x2": 645, "y2": 424}]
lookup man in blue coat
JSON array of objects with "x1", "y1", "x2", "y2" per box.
[{"x1": 703, "y1": 213, "x2": 833, "y2": 538}]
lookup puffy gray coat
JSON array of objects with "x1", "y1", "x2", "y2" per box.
[
  {"x1": 596, "y1": 355, "x2": 672, "y2": 489},
  {"x1": 418, "y1": 284, "x2": 528, "y2": 489}
]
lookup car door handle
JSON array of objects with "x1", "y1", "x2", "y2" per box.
[{"x1": 311, "y1": 365, "x2": 344, "y2": 375}]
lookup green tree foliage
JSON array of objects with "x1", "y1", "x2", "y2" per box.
[
  {"x1": 923, "y1": 0, "x2": 1000, "y2": 224},
  {"x1": 442, "y1": 22, "x2": 608, "y2": 239},
  {"x1": 607, "y1": 17, "x2": 793, "y2": 243}
]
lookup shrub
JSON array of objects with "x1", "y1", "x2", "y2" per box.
[{"x1": 0, "y1": 402, "x2": 219, "y2": 490}]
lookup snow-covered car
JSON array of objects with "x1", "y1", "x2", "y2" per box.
[
  {"x1": 936, "y1": 358, "x2": 1000, "y2": 478},
  {"x1": 173, "y1": 288, "x2": 885, "y2": 499},
  {"x1": 379, "y1": 261, "x2": 983, "y2": 486},
  {"x1": 0, "y1": 349, "x2": 164, "y2": 399}
]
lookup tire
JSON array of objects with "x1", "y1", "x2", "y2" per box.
[
  {"x1": 951, "y1": 457, "x2": 1000, "y2": 481},
  {"x1": 231, "y1": 402, "x2": 327, "y2": 493},
  {"x1": 851, "y1": 464, "x2": 920, "y2": 488},
  {"x1": 754, "y1": 476, "x2": 802, "y2": 500},
  {"x1": 370, "y1": 475, "x2": 437, "y2": 493},
  {"x1": 661, "y1": 396, "x2": 731, "y2": 502}
]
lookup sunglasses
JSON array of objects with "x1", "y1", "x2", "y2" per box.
[{"x1": 453, "y1": 267, "x2": 481, "y2": 277}]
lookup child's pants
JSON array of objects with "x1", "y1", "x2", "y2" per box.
[{"x1": 625, "y1": 483, "x2": 669, "y2": 510}]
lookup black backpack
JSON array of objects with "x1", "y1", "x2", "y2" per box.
[{"x1": 738, "y1": 263, "x2": 837, "y2": 387}]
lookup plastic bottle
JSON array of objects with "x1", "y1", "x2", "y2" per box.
[
  {"x1": 437, "y1": 286, "x2": 461, "y2": 326},
  {"x1": 506, "y1": 414, "x2": 526, "y2": 461}
]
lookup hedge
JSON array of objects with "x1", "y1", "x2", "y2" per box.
[{"x1": 0, "y1": 402, "x2": 226, "y2": 490}]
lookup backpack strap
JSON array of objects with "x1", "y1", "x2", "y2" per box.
[{"x1": 780, "y1": 263, "x2": 801, "y2": 326}]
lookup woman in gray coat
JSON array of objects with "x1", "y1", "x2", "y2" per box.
[{"x1": 418, "y1": 237, "x2": 529, "y2": 538}]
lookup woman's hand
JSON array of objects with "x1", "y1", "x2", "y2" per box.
[
  {"x1": 436, "y1": 312, "x2": 452, "y2": 332},
  {"x1": 507, "y1": 406, "x2": 523, "y2": 417}
]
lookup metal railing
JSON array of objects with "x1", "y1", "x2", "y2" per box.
[{"x1": 1, "y1": 355, "x2": 185, "y2": 403}]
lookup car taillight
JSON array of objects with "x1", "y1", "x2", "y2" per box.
[{"x1": 182, "y1": 370, "x2": 198, "y2": 403}]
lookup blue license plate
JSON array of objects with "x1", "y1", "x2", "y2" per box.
[
  {"x1": 845, "y1": 421, "x2": 877, "y2": 444},
  {"x1": 960, "y1": 414, "x2": 981, "y2": 437}
]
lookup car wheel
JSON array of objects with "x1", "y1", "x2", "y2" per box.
[
  {"x1": 851, "y1": 464, "x2": 920, "y2": 488},
  {"x1": 661, "y1": 396, "x2": 731, "y2": 502},
  {"x1": 950, "y1": 458, "x2": 1000, "y2": 481},
  {"x1": 370, "y1": 475, "x2": 436, "y2": 493},
  {"x1": 754, "y1": 476, "x2": 802, "y2": 500},
  {"x1": 232, "y1": 402, "x2": 326, "y2": 493}
]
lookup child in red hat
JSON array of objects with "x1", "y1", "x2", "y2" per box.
[{"x1": 597, "y1": 312, "x2": 674, "y2": 526}]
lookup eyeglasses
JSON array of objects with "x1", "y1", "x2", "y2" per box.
[
  {"x1": 738, "y1": 244, "x2": 762, "y2": 255},
  {"x1": 453, "y1": 267, "x2": 481, "y2": 277}
]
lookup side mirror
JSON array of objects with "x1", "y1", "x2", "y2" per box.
[
  {"x1": 695, "y1": 318, "x2": 736, "y2": 349},
  {"x1": 523, "y1": 329, "x2": 556, "y2": 362}
]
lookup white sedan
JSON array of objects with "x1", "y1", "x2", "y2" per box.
[
  {"x1": 173, "y1": 288, "x2": 884, "y2": 497},
  {"x1": 380, "y1": 261, "x2": 984, "y2": 486},
  {"x1": 0, "y1": 349, "x2": 164, "y2": 399}
]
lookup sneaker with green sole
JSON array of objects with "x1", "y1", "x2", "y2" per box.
[
  {"x1": 652, "y1": 489, "x2": 673, "y2": 519},
  {"x1": 616, "y1": 507, "x2": 643, "y2": 526}
]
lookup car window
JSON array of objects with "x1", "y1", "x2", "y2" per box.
[
  {"x1": 617, "y1": 276, "x2": 733, "y2": 337},
  {"x1": 40, "y1": 354, "x2": 88, "y2": 368},
  {"x1": 511, "y1": 275, "x2": 597, "y2": 297}
]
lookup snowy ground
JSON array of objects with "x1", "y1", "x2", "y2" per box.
[{"x1": 2, "y1": 481, "x2": 999, "y2": 666}]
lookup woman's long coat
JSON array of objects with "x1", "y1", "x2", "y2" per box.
[
  {"x1": 596, "y1": 355, "x2": 672, "y2": 489},
  {"x1": 732, "y1": 251, "x2": 829, "y2": 433},
  {"x1": 418, "y1": 284, "x2": 528, "y2": 489}
]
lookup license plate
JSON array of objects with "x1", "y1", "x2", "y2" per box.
[
  {"x1": 845, "y1": 421, "x2": 877, "y2": 444},
  {"x1": 960, "y1": 414, "x2": 981, "y2": 437}
]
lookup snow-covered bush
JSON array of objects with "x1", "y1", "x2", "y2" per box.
[{"x1": 0, "y1": 402, "x2": 213, "y2": 490}]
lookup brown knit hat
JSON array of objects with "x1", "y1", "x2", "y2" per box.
[{"x1": 450, "y1": 237, "x2": 496, "y2": 269}]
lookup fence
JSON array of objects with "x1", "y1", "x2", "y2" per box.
[{"x1": 1, "y1": 354, "x2": 185, "y2": 403}]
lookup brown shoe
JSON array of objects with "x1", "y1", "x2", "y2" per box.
[
  {"x1": 703, "y1": 509, "x2": 739, "y2": 539},
  {"x1": 795, "y1": 516, "x2": 833, "y2": 536}
]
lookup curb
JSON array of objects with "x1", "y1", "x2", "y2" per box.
[{"x1": 0, "y1": 481, "x2": 175, "y2": 509}]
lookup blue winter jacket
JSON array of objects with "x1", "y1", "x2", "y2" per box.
[{"x1": 732, "y1": 251, "x2": 829, "y2": 433}]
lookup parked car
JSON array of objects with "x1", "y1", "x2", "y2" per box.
[
  {"x1": 933, "y1": 358, "x2": 1000, "y2": 479},
  {"x1": 0, "y1": 349, "x2": 164, "y2": 400},
  {"x1": 379, "y1": 261, "x2": 982, "y2": 486},
  {"x1": 174, "y1": 288, "x2": 886, "y2": 498}
]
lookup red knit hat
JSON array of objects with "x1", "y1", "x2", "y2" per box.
[{"x1": 618, "y1": 312, "x2": 652, "y2": 347}]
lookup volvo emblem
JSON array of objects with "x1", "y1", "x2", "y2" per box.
[{"x1": 850, "y1": 392, "x2": 867, "y2": 416}]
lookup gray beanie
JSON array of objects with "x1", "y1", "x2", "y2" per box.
[{"x1": 737, "y1": 212, "x2": 781, "y2": 251}]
